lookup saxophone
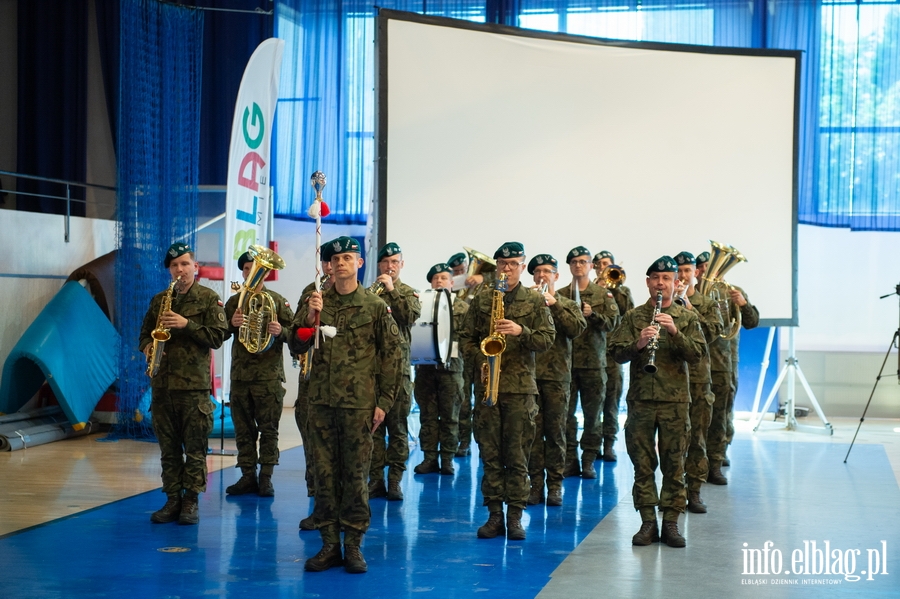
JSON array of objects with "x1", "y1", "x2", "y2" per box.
[
  {"x1": 480, "y1": 273, "x2": 508, "y2": 407},
  {"x1": 146, "y1": 276, "x2": 181, "y2": 377}
]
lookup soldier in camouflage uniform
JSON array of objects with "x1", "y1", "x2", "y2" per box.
[
  {"x1": 292, "y1": 251, "x2": 335, "y2": 530},
  {"x1": 449, "y1": 252, "x2": 476, "y2": 457},
  {"x1": 292, "y1": 236, "x2": 403, "y2": 574},
  {"x1": 460, "y1": 241, "x2": 555, "y2": 541},
  {"x1": 368, "y1": 242, "x2": 421, "y2": 501},
  {"x1": 527, "y1": 254, "x2": 585, "y2": 507},
  {"x1": 725, "y1": 285, "x2": 759, "y2": 466},
  {"x1": 608, "y1": 256, "x2": 705, "y2": 548},
  {"x1": 413, "y1": 263, "x2": 468, "y2": 476},
  {"x1": 593, "y1": 250, "x2": 634, "y2": 462},
  {"x1": 559, "y1": 246, "x2": 620, "y2": 479},
  {"x1": 222, "y1": 251, "x2": 294, "y2": 498},
  {"x1": 673, "y1": 251, "x2": 723, "y2": 514},
  {"x1": 140, "y1": 243, "x2": 227, "y2": 526}
]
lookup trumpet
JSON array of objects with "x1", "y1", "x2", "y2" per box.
[
  {"x1": 600, "y1": 265, "x2": 626, "y2": 290},
  {"x1": 643, "y1": 291, "x2": 663, "y2": 374}
]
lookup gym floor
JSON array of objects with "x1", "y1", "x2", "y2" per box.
[{"x1": 0, "y1": 411, "x2": 898, "y2": 598}]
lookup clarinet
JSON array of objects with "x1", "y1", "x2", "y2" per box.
[{"x1": 643, "y1": 291, "x2": 664, "y2": 374}]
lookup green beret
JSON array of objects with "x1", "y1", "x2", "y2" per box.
[
  {"x1": 427, "y1": 263, "x2": 452, "y2": 283},
  {"x1": 378, "y1": 242, "x2": 402, "y2": 262},
  {"x1": 320, "y1": 239, "x2": 336, "y2": 262},
  {"x1": 527, "y1": 254, "x2": 558, "y2": 275},
  {"x1": 328, "y1": 236, "x2": 361, "y2": 257},
  {"x1": 673, "y1": 251, "x2": 696, "y2": 266},
  {"x1": 494, "y1": 241, "x2": 525, "y2": 259},
  {"x1": 696, "y1": 251, "x2": 710, "y2": 265},
  {"x1": 646, "y1": 255, "x2": 678, "y2": 276},
  {"x1": 447, "y1": 252, "x2": 467, "y2": 268},
  {"x1": 566, "y1": 246, "x2": 591, "y2": 264},
  {"x1": 164, "y1": 242, "x2": 193, "y2": 267},
  {"x1": 593, "y1": 250, "x2": 614, "y2": 264},
  {"x1": 237, "y1": 251, "x2": 252, "y2": 270}
]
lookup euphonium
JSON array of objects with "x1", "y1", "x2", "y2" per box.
[
  {"x1": 600, "y1": 265, "x2": 626, "y2": 290},
  {"x1": 458, "y1": 246, "x2": 497, "y2": 300},
  {"x1": 643, "y1": 291, "x2": 664, "y2": 374},
  {"x1": 233, "y1": 244, "x2": 286, "y2": 353},
  {"x1": 480, "y1": 273, "x2": 508, "y2": 407},
  {"x1": 146, "y1": 276, "x2": 181, "y2": 377},
  {"x1": 697, "y1": 240, "x2": 746, "y2": 340}
]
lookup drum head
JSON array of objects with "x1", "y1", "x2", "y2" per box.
[
  {"x1": 432, "y1": 288, "x2": 452, "y2": 364},
  {"x1": 410, "y1": 288, "x2": 453, "y2": 365}
]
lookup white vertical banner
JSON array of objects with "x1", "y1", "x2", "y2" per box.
[{"x1": 222, "y1": 38, "x2": 285, "y2": 404}]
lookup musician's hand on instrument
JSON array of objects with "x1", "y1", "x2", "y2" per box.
[
  {"x1": 543, "y1": 291, "x2": 556, "y2": 306},
  {"x1": 372, "y1": 407, "x2": 386, "y2": 433},
  {"x1": 729, "y1": 288, "x2": 747, "y2": 307},
  {"x1": 231, "y1": 309, "x2": 244, "y2": 328},
  {"x1": 495, "y1": 319, "x2": 523, "y2": 336},
  {"x1": 307, "y1": 292, "x2": 323, "y2": 324},
  {"x1": 161, "y1": 310, "x2": 188, "y2": 329},
  {"x1": 142, "y1": 344, "x2": 151, "y2": 359},
  {"x1": 267, "y1": 320, "x2": 282, "y2": 336},
  {"x1": 655, "y1": 313, "x2": 678, "y2": 336},
  {"x1": 637, "y1": 326, "x2": 657, "y2": 349},
  {"x1": 376, "y1": 273, "x2": 394, "y2": 293},
  {"x1": 466, "y1": 274, "x2": 484, "y2": 287},
  {"x1": 582, "y1": 302, "x2": 593, "y2": 318}
]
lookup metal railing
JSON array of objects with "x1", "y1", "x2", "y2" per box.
[{"x1": 0, "y1": 170, "x2": 117, "y2": 243}]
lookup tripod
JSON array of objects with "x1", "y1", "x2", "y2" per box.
[
  {"x1": 750, "y1": 327, "x2": 833, "y2": 435},
  {"x1": 844, "y1": 284, "x2": 900, "y2": 462}
]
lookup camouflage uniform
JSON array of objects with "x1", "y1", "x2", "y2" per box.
[
  {"x1": 603, "y1": 284, "x2": 634, "y2": 454},
  {"x1": 608, "y1": 300, "x2": 705, "y2": 520},
  {"x1": 292, "y1": 284, "x2": 402, "y2": 544},
  {"x1": 223, "y1": 288, "x2": 293, "y2": 475},
  {"x1": 727, "y1": 286, "x2": 759, "y2": 446},
  {"x1": 460, "y1": 282, "x2": 555, "y2": 511},
  {"x1": 558, "y1": 281, "x2": 620, "y2": 464},
  {"x1": 369, "y1": 279, "x2": 421, "y2": 487},
  {"x1": 531, "y1": 293, "x2": 586, "y2": 493},
  {"x1": 414, "y1": 297, "x2": 468, "y2": 464},
  {"x1": 291, "y1": 280, "x2": 319, "y2": 495},
  {"x1": 457, "y1": 358, "x2": 477, "y2": 453},
  {"x1": 681, "y1": 291, "x2": 723, "y2": 492},
  {"x1": 140, "y1": 282, "x2": 227, "y2": 496}
]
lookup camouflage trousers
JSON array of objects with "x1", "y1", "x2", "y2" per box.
[
  {"x1": 566, "y1": 368, "x2": 607, "y2": 460},
  {"x1": 293, "y1": 377, "x2": 315, "y2": 495},
  {"x1": 624, "y1": 400, "x2": 689, "y2": 513},
  {"x1": 230, "y1": 379, "x2": 284, "y2": 472},
  {"x1": 150, "y1": 389, "x2": 214, "y2": 496},
  {"x1": 308, "y1": 404, "x2": 373, "y2": 545},
  {"x1": 530, "y1": 379, "x2": 569, "y2": 491},
  {"x1": 707, "y1": 371, "x2": 736, "y2": 466},
  {"x1": 685, "y1": 382, "x2": 714, "y2": 491},
  {"x1": 474, "y1": 393, "x2": 537, "y2": 509},
  {"x1": 604, "y1": 358, "x2": 624, "y2": 435},
  {"x1": 370, "y1": 375, "x2": 412, "y2": 484},
  {"x1": 414, "y1": 367, "x2": 462, "y2": 461},
  {"x1": 727, "y1": 367, "x2": 739, "y2": 446},
  {"x1": 458, "y1": 361, "x2": 476, "y2": 447}
]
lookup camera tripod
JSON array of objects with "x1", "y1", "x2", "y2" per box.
[{"x1": 844, "y1": 283, "x2": 900, "y2": 462}]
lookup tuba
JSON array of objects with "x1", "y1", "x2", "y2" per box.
[
  {"x1": 480, "y1": 273, "x2": 508, "y2": 407},
  {"x1": 697, "y1": 240, "x2": 746, "y2": 340},
  {"x1": 232, "y1": 244, "x2": 286, "y2": 353},
  {"x1": 146, "y1": 276, "x2": 181, "y2": 377},
  {"x1": 458, "y1": 246, "x2": 497, "y2": 300},
  {"x1": 600, "y1": 265, "x2": 626, "y2": 290}
]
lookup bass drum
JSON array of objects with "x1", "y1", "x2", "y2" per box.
[{"x1": 410, "y1": 288, "x2": 453, "y2": 366}]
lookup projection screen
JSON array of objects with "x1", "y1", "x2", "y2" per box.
[{"x1": 376, "y1": 10, "x2": 799, "y2": 325}]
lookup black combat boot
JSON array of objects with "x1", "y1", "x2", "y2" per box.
[
  {"x1": 562, "y1": 457, "x2": 581, "y2": 478},
  {"x1": 179, "y1": 491, "x2": 199, "y2": 525},
  {"x1": 546, "y1": 486, "x2": 563, "y2": 507},
  {"x1": 581, "y1": 455, "x2": 597, "y2": 479},
  {"x1": 304, "y1": 543, "x2": 343, "y2": 572},
  {"x1": 687, "y1": 491, "x2": 708, "y2": 514},
  {"x1": 226, "y1": 469, "x2": 258, "y2": 496},
  {"x1": 526, "y1": 482, "x2": 544, "y2": 506},
  {"x1": 386, "y1": 480, "x2": 404, "y2": 501},
  {"x1": 368, "y1": 478, "x2": 387, "y2": 499},
  {"x1": 150, "y1": 493, "x2": 182, "y2": 524},
  {"x1": 414, "y1": 457, "x2": 440, "y2": 475},
  {"x1": 506, "y1": 507, "x2": 526, "y2": 540},
  {"x1": 258, "y1": 475, "x2": 274, "y2": 497},
  {"x1": 440, "y1": 455, "x2": 456, "y2": 475},
  {"x1": 661, "y1": 518, "x2": 686, "y2": 548},
  {"x1": 477, "y1": 510, "x2": 506, "y2": 539},
  {"x1": 602, "y1": 436, "x2": 618, "y2": 462},
  {"x1": 632, "y1": 520, "x2": 660, "y2": 546},
  {"x1": 299, "y1": 515, "x2": 316, "y2": 531},
  {"x1": 343, "y1": 545, "x2": 368, "y2": 574},
  {"x1": 707, "y1": 464, "x2": 728, "y2": 485}
]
